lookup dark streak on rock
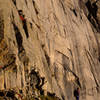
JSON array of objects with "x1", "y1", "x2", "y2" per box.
[
  {"x1": 0, "y1": 10, "x2": 4, "y2": 42},
  {"x1": 25, "y1": 0, "x2": 28, "y2": 6},
  {"x1": 32, "y1": 0, "x2": 39, "y2": 15},
  {"x1": 44, "y1": 51, "x2": 50, "y2": 66},
  {"x1": 12, "y1": 0, "x2": 16, "y2": 6},
  {"x1": 12, "y1": 22, "x2": 24, "y2": 53},
  {"x1": 59, "y1": 0, "x2": 67, "y2": 15}
]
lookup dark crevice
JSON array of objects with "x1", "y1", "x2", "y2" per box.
[
  {"x1": 41, "y1": 44, "x2": 45, "y2": 48},
  {"x1": 72, "y1": 9, "x2": 77, "y2": 17},
  {"x1": 25, "y1": 0, "x2": 28, "y2": 6},
  {"x1": 12, "y1": 0, "x2": 16, "y2": 6},
  {"x1": 61, "y1": 94, "x2": 65, "y2": 100},
  {"x1": 98, "y1": 56, "x2": 100, "y2": 62},
  {"x1": 12, "y1": 22, "x2": 24, "y2": 53},
  {"x1": 86, "y1": 0, "x2": 98, "y2": 20},
  {"x1": 47, "y1": 92, "x2": 56, "y2": 98},
  {"x1": 0, "y1": 91, "x2": 4, "y2": 97},
  {"x1": 30, "y1": 22, "x2": 32, "y2": 29},
  {"x1": 85, "y1": 0, "x2": 99, "y2": 31},
  {"x1": 30, "y1": 69, "x2": 40, "y2": 87},
  {"x1": 44, "y1": 51, "x2": 50, "y2": 66},
  {"x1": 70, "y1": 8, "x2": 77, "y2": 17},
  {"x1": 6, "y1": 91, "x2": 15, "y2": 98},
  {"x1": 0, "y1": 90, "x2": 18, "y2": 100},
  {"x1": 4, "y1": 74, "x2": 6, "y2": 89},
  {"x1": 23, "y1": 20, "x2": 29, "y2": 38},
  {"x1": 18, "y1": 10, "x2": 29, "y2": 38},
  {"x1": 0, "y1": 11, "x2": 4, "y2": 42},
  {"x1": 29, "y1": 69, "x2": 45, "y2": 95},
  {"x1": 32, "y1": 0, "x2": 39, "y2": 15},
  {"x1": 27, "y1": 68, "x2": 60, "y2": 100},
  {"x1": 73, "y1": 88, "x2": 80, "y2": 100}
]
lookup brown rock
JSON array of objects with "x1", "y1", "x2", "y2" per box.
[{"x1": 0, "y1": 0, "x2": 100, "y2": 100}]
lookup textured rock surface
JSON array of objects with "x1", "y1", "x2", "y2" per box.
[{"x1": 0, "y1": 0, "x2": 100, "y2": 100}]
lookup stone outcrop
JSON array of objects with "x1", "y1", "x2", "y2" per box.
[{"x1": 0, "y1": 0, "x2": 100, "y2": 100}]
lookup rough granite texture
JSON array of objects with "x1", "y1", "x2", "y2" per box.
[{"x1": 0, "y1": 0, "x2": 100, "y2": 100}]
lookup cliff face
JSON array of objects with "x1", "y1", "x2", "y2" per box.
[{"x1": 0, "y1": 0, "x2": 100, "y2": 100}]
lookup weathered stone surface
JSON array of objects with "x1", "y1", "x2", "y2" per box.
[{"x1": 0, "y1": 0, "x2": 100, "y2": 100}]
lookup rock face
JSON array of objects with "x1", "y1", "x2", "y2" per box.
[{"x1": 0, "y1": 0, "x2": 100, "y2": 100}]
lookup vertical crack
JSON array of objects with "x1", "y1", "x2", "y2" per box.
[{"x1": 0, "y1": 10, "x2": 4, "y2": 42}]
